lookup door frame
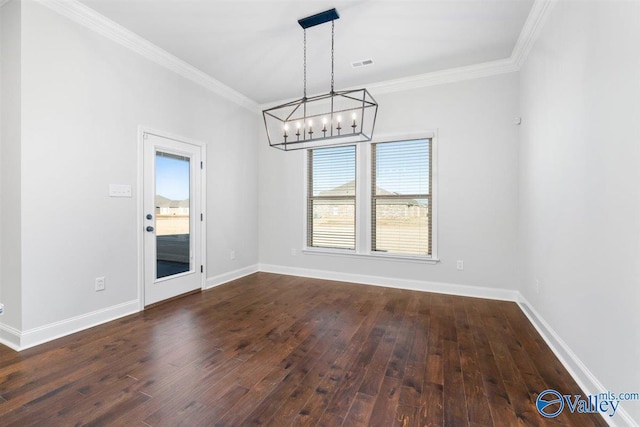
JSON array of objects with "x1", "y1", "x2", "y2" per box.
[{"x1": 137, "y1": 126, "x2": 207, "y2": 310}]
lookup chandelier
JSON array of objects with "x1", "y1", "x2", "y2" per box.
[{"x1": 263, "y1": 8, "x2": 379, "y2": 151}]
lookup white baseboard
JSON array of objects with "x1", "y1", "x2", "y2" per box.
[
  {"x1": 18, "y1": 299, "x2": 140, "y2": 351},
  {"x1": 205, "y1": 264, "x2": 259, "y2": 290},
  {"x1": 0, "y1": 322, "x2": 21, "y2": 351},
  {"x1": 258, "y1": 263, "x2": 519, "y2": 302},
  {"x1": 517, "y1": 296, "x2": 638, "y2": 427}
]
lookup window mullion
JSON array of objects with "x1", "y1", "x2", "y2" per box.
[{"x1": 355, "y1": 143, "x2": 369, "y2": 254}]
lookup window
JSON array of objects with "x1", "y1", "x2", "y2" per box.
[
  {"x1": 372, "y1": 139, "x2": 432, "y2": 256},
  {"x1": 307, "y1": 145, "x2": 356, "y2": 250},
  {"x1": 305, "y1": 135, "x2": 436, "y2": 261}
]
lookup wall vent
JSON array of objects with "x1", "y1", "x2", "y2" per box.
[{"x1": 351, "y1": 59, "x2": 374, "y2": 68}]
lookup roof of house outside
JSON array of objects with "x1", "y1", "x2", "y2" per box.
[{"x1": 318, "y1": 180, "x2": 426, "y2": 206}]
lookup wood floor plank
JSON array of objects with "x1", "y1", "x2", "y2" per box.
[
  {"x1": 385, "y1": 296, "x2": 419, "y2": 381},
  {"x1": 394, "y1": 403, "x2": 420, "y2": 427},
  {"x1": 357, "y1": 301, "x2": 404, "y2": 396},
  {"x1": 419, "y1": 381, "x2": 444, "y2": 427},
  {"x1": 443, "y1": 338, "x2": 469, "y2": 427},
  {"x1": 464, "y1": 299, "x2": 512, "y2": 411},
  {"x1": 398, "y1": 296, "x2": 430, "y2": 407},
  {"x1": 0, "y1": 273, "x2": 607, "y2": 426},
  {"x1": 342, "y1": 392, "x2": 376, "y2": 427},
  {"x1": 455, "y1": 300, "x2": 494, "y2": 427},
  {"x1": 369, "y1": 375, "x2": 402, "y2": 427}
]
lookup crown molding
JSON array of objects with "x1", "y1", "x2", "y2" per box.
[
  {"x1": 32, "y1": 0, "x2": 554, "y2": 111},
  {"x1": 34, "y1": 0, "x2": 259, "y2": 112},
  {"x1": 259, "y1": 57, "x2": 519, "y2": 109},
  {"x1": 364, "y1": 58, "x2": 519, "y2": 96},
  {"x1": 511, "y1": 0, "x2": 558, "y2": 68}
]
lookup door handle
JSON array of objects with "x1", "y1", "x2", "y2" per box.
[{"x1": 146, "y1": 226, "x2": 155, "y2": 232}]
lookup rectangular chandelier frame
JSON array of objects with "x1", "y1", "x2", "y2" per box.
[{"x1": 263, "y1": 88, "x2": 378, "y2": 151}]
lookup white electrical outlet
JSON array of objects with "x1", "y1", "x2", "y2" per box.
[
  {"x1": 456, "y1": 260, "x2": 464, "y2": 270},
  {"x1": 230, "y1": 250, "x2": 236, "y2": 260},
  {"x1": 95, "y1": 277, "x2": 105, "y2": 291},
  {"x1": 291, "y1": 248, "x2": 297, "y2": 256},
  {"x1": 0, "y1": 303, "x2": 4, "y2": 315}
]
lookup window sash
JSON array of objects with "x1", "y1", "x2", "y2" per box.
[
  {"x1": 307, "y1": 146, "x2": 356, "y2": 250},
  {"x1": 371, "y1": 139, "x2": 432, "y2": 256}
]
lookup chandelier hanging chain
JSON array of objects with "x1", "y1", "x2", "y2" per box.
[
  {"x1": 262, "y1": 8, "x2": 378, "y2": 150},
  {"x1": 331, "y1": 20, "x2": 335, "y2": 94},
  {"x1": 303, "y1": 28, "x2": 307, "y2": 99}
]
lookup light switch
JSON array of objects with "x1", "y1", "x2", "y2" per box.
[{"x1": 109, "y1": 184, "x2": 132, "y2": 198}]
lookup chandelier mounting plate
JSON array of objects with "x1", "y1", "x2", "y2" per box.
[{"x1": 298, "y1": 8, "x2": 340, "y2": 29}]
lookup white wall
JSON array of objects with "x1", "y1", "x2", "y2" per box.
[
  {"x1": 0, "y1": 0, "x2": 23, "y2": 334},
  {"x1": 259, "y1": 73, "x2": 520, "y2": 291},
  {"x1": 518, "y1": 1, "x2": 640, "y2": 423},
  {"x1": 14, "y1": 1, "x2": 258, "y2": 331}
]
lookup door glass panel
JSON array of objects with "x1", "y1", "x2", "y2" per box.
[{"x1": 155, "y1": 151, "x2": 191, "y2": 279}]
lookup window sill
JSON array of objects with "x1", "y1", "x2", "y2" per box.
[{"x1": 302, "y1": 248, "x2": 440, "y2": 264}]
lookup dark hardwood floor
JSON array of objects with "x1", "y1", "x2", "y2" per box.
[{"x1": 0, "y1": 272, "x2": 607, "y2": 426}]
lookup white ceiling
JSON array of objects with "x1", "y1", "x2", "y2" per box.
[{"x1": 78, "y1": 0, "x2": 534, "y2": 104}]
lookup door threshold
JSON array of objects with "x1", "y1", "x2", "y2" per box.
[{"x1": 144, "y1": 288, "x2": 202, "y2": 310}]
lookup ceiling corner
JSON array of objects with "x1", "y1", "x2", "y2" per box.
[{"x1": 511, "y1": 0, "x2": 559, "y2": 68}]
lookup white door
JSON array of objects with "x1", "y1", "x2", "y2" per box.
[{"x1": 143, "y1": 132, "x2": 203, "y2": 306}]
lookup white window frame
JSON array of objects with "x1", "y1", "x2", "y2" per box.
[{"x1": 303, "y1": 131, "x2": 439, "y2": 263}]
